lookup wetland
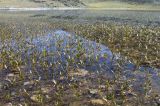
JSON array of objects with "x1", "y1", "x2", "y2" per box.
[{"x1": 0, "y1": 9, "x2": 160, "y2": 106}]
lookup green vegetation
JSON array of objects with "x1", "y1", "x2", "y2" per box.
[
  {"x1": 0, "y1": 0, "x2": 84, "y2": 7},
  {"x1": 121, "y1": 0, "x2": 160, "y2": 3},
  {"x1": 0, "y1": 1, "x2": 159, "y2": 105},
  {"x1": 88, "y1": 1, "x2": 160, "y2": 10},
  {"x1": 0, "y1": 17, "x2": 159, "y2": 105}
]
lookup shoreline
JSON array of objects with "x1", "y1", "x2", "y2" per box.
[
  {"x1": 0, "y1": 7, "x2": 85, "y2": 11},
  {"x1": 0, "y1": 7, "x2": 160, "y2": 11}
]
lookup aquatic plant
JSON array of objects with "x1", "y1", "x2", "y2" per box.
[{"x1": 0, "y1": 21, "x2": 159, "y2": 106}]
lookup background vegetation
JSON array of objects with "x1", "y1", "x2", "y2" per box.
[{"x1": 0, "y1": 0, "x2": 160, "y2": 8}]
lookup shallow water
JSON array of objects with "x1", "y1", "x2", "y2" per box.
[
  {"x1": 28, "y1": 30, "x2": 114, "y2": 72},
  {"x1": 34, "y1": 30, "x2": 160, "y2": 89},
  {"x1": 0, "y1": 10, "x2": 160, "y2": 26},
  {"x1": 29, "y1": 30, "x2": 160, "y2": 79},
  {"x1": 0, "y1": 29, "x2": 160, "y2": 92}
]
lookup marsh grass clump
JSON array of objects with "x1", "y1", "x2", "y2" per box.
[
  {"x1": 71, "y1": 23, "x2": 160, "y2": 68},
  {"x1": 0, "y1": 21, "x2": 159, "y2": 106}
]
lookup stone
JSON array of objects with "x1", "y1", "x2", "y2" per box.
[
  {"x1": 30, "y1": 94, "x2": 43, "y2": 103},
  {"x1": 31, "y1": 95, "x2": 39, "y2": 102},
  {"x1": 90, "y1": 99, "x2": 105, "y2": 105},
  {"x1": 69, "y1": 69, "x2": 89, "y2": 77},
  {"x1": 89, "y1": 89, "x2": 98, "y2": 95},
  {"x1": 23, "y1": 81, "x2": 34, "y2": 86},
  {"x1": 5, "y1": 73, "x2": 16, "y2": 82},
  {"x1": 99, "y1": 85, "x2": 106, "y2": 89},
  {"x1": 41, "y1": 87, "x2": 51, "y2": 93},
  {"x1": 4, "y1": 103, "x2": 12, "y2": 106}
]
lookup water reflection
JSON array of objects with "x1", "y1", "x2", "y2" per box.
[
  {"x1": 30, "y1": 30, "x2": 160, "y2": 90},
  {"x1": 31, "y1": 29, "x2": 159, "y2": 74},
  {"x1": 0, "y1": 29, "x2": 159, "y2": 90},
  {"x1": 30, "y1": 30, "x2": 114, "y2": 72}
]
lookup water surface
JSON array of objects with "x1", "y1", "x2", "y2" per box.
[
  {"x1": 0, "y1": 9, "x2": 160, "y2": 26},
  {"x1": 36, "y1": 29, "x2": 160, "y2": 89}
]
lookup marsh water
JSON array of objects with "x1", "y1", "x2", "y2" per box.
[
  {"x1": 0, "y1": 9, "x2": 160, "y2": 26},
  {"x1": 1, "y1": 28, "x2": 160, "y2": 91},
  {"x1": 30, "y1": 29, "x2": 160, "y2": 90},
  {"x1": 0, "y1": 9, "x2": 160, "y2": 92}
]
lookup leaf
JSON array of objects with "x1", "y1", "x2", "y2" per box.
[{"x1": 42, "y1": 49, "x2": 47, "y2": 57}]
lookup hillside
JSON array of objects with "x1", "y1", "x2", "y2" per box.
[
  {"x1": 0, "y1": 0, "x2": 85, "y2": 8},
  {"x1": 0, "y1": 0, "x2": 160, "y2": 9}
]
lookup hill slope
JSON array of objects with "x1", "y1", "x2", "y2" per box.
[
  {"x1": 0, "y1": 0, "x2": 160, "y2": 9},
  {"x1": 0, "y1": 0, "x2": 85, "y2": 8}
]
